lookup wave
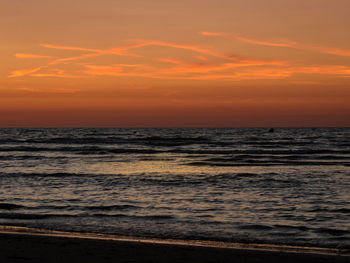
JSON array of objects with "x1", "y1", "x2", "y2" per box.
[
  {"x1": 239, "y1": 224, "x2": 274, "y2": 231},
  {"x1": 85, "y1": 205, "x2": 139, "y2": 211},
  {"x1": 181, "y1": 149, "x2": 350, "y2": 155},
  {"x1": 134, "y1": 136, "x2": 210, "y2": 146},
  {"x1": 239, "y1": 141, "x2": 317, "y2": 146},
  {"x1": 0, "y1": 135, "x2": 211, "y2": 147},
  {"x1": 0, "y1": 203, "x2": 24, "y2": 210},
  {"x1": 0, "y1": 212, "x2": 176, "y2": 221},
  {"x1": 0, "y1": 155, "x2": 73, "y2": 161},
  {"x1": 273, "y1": 224, "x2": 310, "y2": 231},
  {"x1": 0, "y1": 146, "x2": 166, "y2": 155},
  {"x1": 332, "y1": 208, "x2": 350, "y2": 214},
  {"x1": 200, "y1": 155, "x2": 350, "y2": 161},
  {"x1": 0, "y1": 203, "x2": 141, "y2": 212},
  {"x1": 240, "y1": 224, "x2": 350, "y2": 237},
  {"x1": 0, "y1": 212, "x2": 77, "y2": 220},
  {"x1": 1, "y1": 145, "x2": 350, "y2": 156},
  {"x1": 316, "y1": 228, "x2": 350, "y2": 236},
  {"x1": 137, "y1": 215, "x2": 176, "y2": 220},
  {"x1": 0, "y1": 172, "x2": 99, "y2": 178},
  {"x1": 187, "y1": 160, "x2": 350, "y2": 167},
  {"x1": 309, "y1": 208, "x2": 350, "y2": 214},
  {"x1": 91, "y1": 214, "x2": 176, "y2": 220},
  {"x1": 0, "y1": 171, "x2": 268, "y2": 188},
  {"x1": 0, "y1": 136, "x2": 125, "y2": 145}
]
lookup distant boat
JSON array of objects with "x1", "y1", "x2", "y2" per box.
[{"x1": 268, "y1": 128, "x2": 274, "y2": 133}]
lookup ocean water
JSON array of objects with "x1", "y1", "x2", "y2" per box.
[{"x1": 0, "y1": 128, "x2": 349, "y2": 249}]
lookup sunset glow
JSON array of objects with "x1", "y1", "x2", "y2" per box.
[{"x1": 1, "y1": 0, "x2": 349, "y2": 127}]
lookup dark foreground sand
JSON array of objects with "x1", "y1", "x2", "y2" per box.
[{"x1": 0, "y1": 233, "x2": 349, "y2": 263}]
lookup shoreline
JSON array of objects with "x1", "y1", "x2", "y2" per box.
[
  {"x1": 0, "y1": 225, "x2": 350, "y2": 262},
  {"x1": 1, "y1": 232, "x2": 349, "y2": 263}
]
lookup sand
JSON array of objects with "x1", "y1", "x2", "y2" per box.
[{"x1": 0, "y1": 232, "x2": 349, "y2": 263}]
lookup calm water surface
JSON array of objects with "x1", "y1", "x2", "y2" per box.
[{"x1": 0, "y1": 128, "x2": 349, "y2": 249}]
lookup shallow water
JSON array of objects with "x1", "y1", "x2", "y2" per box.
[{"x1": 0, "y1": 128, "x2": 349, "y2": 248}]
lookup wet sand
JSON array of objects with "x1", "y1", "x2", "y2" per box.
[{"x1": 0, "y1": 232, "x2": 349, "y2": 263}]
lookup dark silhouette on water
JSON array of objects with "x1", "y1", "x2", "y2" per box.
[{"x1": 268, "y1": 128, "x2": 274, "y2": 133}]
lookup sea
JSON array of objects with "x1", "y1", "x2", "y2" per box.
[{"x1": 0, "y1": 128, "x2": 349, "y2": 250}]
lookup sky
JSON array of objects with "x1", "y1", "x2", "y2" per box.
[{"x1": 1, "y1": 0, "x2": 350, "y2": 127}]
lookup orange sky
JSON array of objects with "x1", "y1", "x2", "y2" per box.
[{"x1": 1, "y1": 0, "x2": 350, "y2": 127}]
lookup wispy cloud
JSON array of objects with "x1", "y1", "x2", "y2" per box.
[
  {"x1": 235, "y1": 35, "x2": 350, "y2": 57},
  {"x1": 126, "y1": 40, "x2": 248, "y2": 61},
  {"x1": 200, "y1": 31, "x2": 226, "y2": 37},
  {"x1": 196, "y1": 56, "x2": 208, "y2": 61},
  {"x1": 16, "y1": 87, "x2": 38, "y2": 92},
  {"x1": 40, "y1": 44, "x2": 101, "y2": 53},
  {"x1": 81, "y1": 61, "x2": 350, "y2": 81},
  {"x1": 235, "y1": 36, "x2": 297, "y2": 48},
  {"x1": 16, "y1": 87, "x2": 80, "y2": 93},
  {"x1": 9, "y1": 66, "x2": 44, "y2": 78},
  {"x1": 199, "y1": 30, "x2": 350, "y2": 58},
  {"x1": 40, "y1": 40, "x2": 258, "y2": 62},
  {"x1": 11, "y1": 39, "x2": 284, "y2": 78},
  {"x1": 50, "y1": 88, "x2": 80, "y2": 93},
  {"x1": 310, "y1": 46, "x2": 350, "y2": 57},
  {"x1": 158, "y1": 58, "x2": 184, "y2": 64},
  {"x1": 30, "y1": 73, "x2": 86, "y2": 79},
  {"x1": 9, "y1": 35, "x2": 350, "y2": 81},
  {"x1": 15, "y1": 53, "x2": 53, "y2": 59}
]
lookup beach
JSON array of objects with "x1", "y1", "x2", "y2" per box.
[{"x1": 1, "y1": 231, "x2": 349, "y2": 263}]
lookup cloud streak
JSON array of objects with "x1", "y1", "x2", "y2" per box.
[
  {"x1": 200, "y1": 31, "x2": 350, "y2": 58},
  {"x1": 81, "y1": 61, "x2": 350, "y2": 82},
  {"x1": 40, "y1": 44, "x2": 101, "y2": 53},
  {"x1": 200, "y1": 31, "x2": 226, "y2": 37},
  {"x1": 41, "y1": 40, "x2": 275, "y2": 63},
  {"x1": 11, "y1": 39, "x2": 285, "y2": 78},
  {"x1": 235, "y1": 36, "x2": 297, "y2": 48},
  {"x1": 9, "y1": 66, "x2": 44, "y2": 78},
  {"x1": 15, "y1": 53, "x2": 53, "y2": 59},
  {"x1": 235, "y1": 35, "x2": 350, "y2": 57},
  {"x1": 16, "y1": 87, "x2": 80, "y2": 93},
  {"x1": 9, "y1": 35, "x2": 350, "y2": 81}
]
